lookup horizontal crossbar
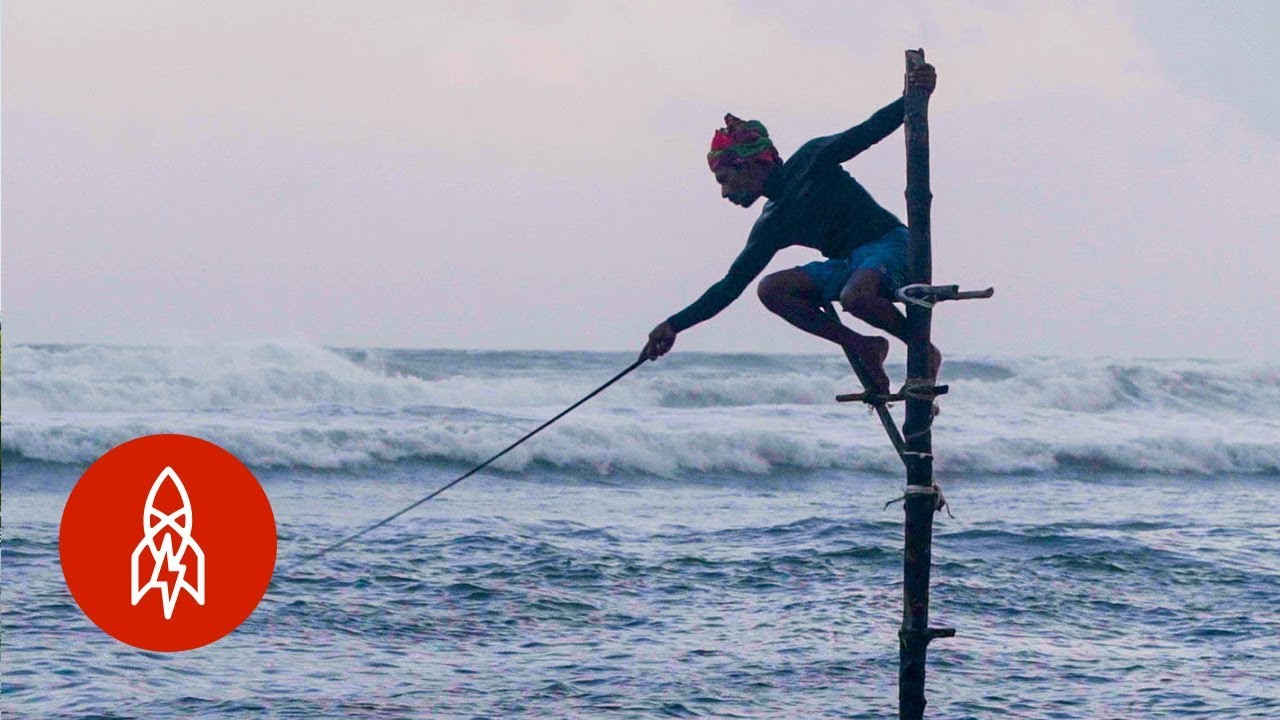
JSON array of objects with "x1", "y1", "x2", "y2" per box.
[
  {"x1": 837, "y1": 385, "x2": 949, "y2": 404},
  {"x1": 899, "y1": 627, "x2": 957, "y2": 644}
]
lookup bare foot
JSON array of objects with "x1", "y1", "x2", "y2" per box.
[
  {"x1": 843, "y1": 335, "x2": 891, "y2": 395},
  {"x1": 929, "y1": 344, "x2": 943, "y2": 381}
]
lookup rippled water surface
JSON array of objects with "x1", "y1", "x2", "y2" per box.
[
  {"x1": 5, "y1": 464, "x2": 1279, "y2": 719},
  {"x1": 5, "y1": 346, "x2": 1279, "y2": 717}
]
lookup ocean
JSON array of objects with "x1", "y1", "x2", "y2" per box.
[{"x1": 3, "y1": 343, "x2": 1279, "y2": 718}]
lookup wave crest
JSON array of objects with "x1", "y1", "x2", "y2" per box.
[{"x1": 5, "y1": 343, "x2": 1278, "y2": 477}]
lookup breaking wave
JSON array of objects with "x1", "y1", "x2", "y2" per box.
[{"x1": 4, "y1": 343, "x2": 1278, "y2": 477}]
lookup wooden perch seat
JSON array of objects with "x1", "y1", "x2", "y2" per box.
[
  {"x1": 836, "y1": 384, "x2": 948, "y2": 404},
  {"x1": 895, "y1": 283, "x2": 995, "y2": 307}
]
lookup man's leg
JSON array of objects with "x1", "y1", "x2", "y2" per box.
[
  {"x1": 838, "y1": 269, "x2": 942, "y2": 379},
  {"x1": 757, "y1": 268, "x2": 892, "y2": 393}
]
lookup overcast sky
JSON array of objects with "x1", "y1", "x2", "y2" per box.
[{"x1": 4, "y1": 0, "x2": 1277, "y2": 358}]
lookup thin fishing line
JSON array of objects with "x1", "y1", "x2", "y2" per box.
[{"x1": 283, "y1": 356, "x2": 647, "y2": 572}]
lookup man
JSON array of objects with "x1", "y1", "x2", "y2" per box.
[{"x1": 640, "y1": 63, "x2": 940, "y2": 395}]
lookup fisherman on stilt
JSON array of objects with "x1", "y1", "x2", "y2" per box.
[{"x1": 641, "y1": 64, "x2": 941, "y2": 395}]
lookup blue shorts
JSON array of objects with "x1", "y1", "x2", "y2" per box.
[{"x1": 799, "y1": 225, "x2": 909, "y2": 303}]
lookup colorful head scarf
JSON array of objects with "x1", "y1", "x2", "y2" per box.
[{"x1": 707, "y1": 114, "x2": 780, "y2": 172}]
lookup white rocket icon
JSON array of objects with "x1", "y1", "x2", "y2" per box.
[{"x1": 131, "y1": 466, "x2": 206, "y2": 619}]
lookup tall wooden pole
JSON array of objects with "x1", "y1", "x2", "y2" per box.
[{"x1": 899, "y1": 47, "x2": 943, "y2": 720}]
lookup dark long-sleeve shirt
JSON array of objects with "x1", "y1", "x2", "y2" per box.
[{"x1": 667, "y1": 97, "x2": 906, "y2": 333}]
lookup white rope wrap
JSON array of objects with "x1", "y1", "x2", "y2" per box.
[
  {"x1": 884, "y1": 480, "x2": 954, "y2": 518},
  {"x1": 896, "y1": 283, "x2": 936, "y2": 309},
  {"x1": 902, "y1": 377, "x2": 939, "y2": 401}
]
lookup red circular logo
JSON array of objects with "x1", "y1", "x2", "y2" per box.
[{"x1": 60, "y1": 434, "x2": 277, "y2": 652}]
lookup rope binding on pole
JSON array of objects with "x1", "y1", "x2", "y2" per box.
[{"x1": 883, "y1": 480, "x2": 954, "y2": 518}]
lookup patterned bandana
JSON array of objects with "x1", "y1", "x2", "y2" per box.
[{"x1": 707, "y1": 114, "x2": 780, "y2": 172}]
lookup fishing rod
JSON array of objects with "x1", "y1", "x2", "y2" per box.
[{"x1": 284, "y1": 355, "x2": 648, "y2": 571}]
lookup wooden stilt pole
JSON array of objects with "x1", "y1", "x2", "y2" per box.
[
  {"x1": 831, "y1": 48, "x2": 989, "y2": 717},
  {"x1": 898, "y1": 47, "x2": 951, "y2": 720}
]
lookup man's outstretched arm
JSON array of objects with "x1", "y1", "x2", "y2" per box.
[
  {"x1": 816, "y1": 63, "x2": 935, "y2": 165},
  {"x1": 641, "y1": 238, "x2": 776, "y2": 360}
]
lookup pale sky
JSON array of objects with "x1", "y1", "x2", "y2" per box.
[{"x1": 4, "y1": 0, "x2": 1278, "y2": 358}]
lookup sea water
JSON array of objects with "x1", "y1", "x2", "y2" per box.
[{"x1": 3, "y1": 344, "x2": 1278, "y2": 718}]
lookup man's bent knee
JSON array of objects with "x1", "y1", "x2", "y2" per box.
[
  {"x1": 757, "y1": 270, "x2": 813, "y2": 312},
  {"x1": 756, "y1": 275, "x2": 781, "y2": 311}
]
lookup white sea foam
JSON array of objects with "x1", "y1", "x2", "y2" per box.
[{"x1": 4, "y1": 343, "x2": 1279, "y2": 477}]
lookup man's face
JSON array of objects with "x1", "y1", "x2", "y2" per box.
[{"x1": 714, "y1": 164, "x2": 766, "y2": 207}]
